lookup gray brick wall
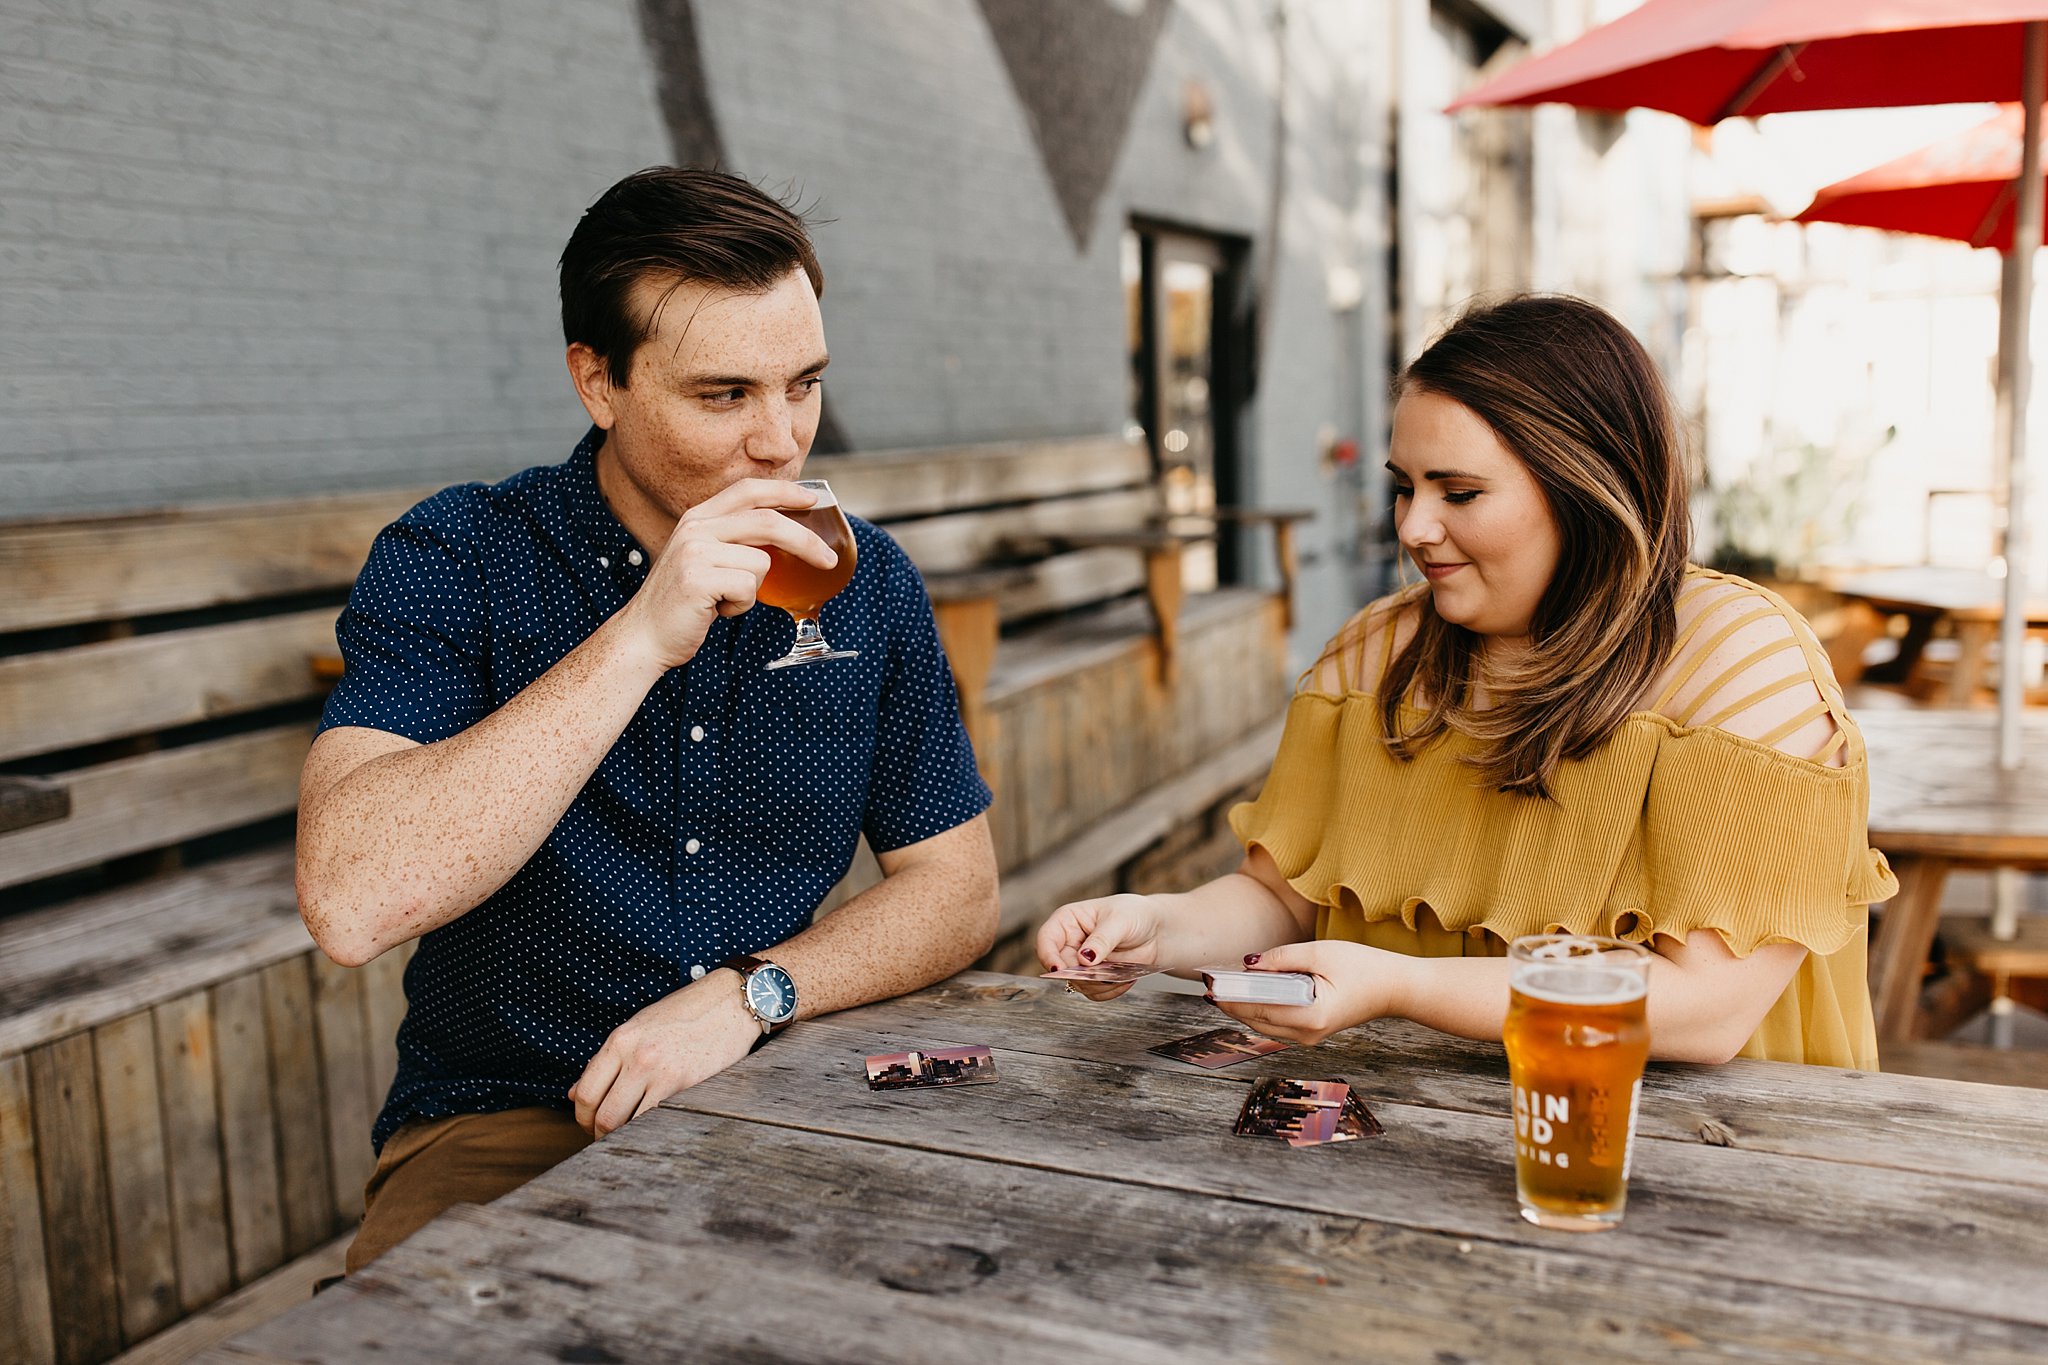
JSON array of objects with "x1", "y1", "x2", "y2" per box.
[
  {"x1": 2, "y1": 0, "x2": 671, "y2": 512},
  {"x1": 3, "y1": 0, "x2": 1391, "y2": 652}
]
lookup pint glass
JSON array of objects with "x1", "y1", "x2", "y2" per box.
[
  {"x1": 758, "y1": 479, "x2": 859, "y2": 669},
  {"x1": 1503, "y1": 934, "x2": 1652, "y2": 1231}
]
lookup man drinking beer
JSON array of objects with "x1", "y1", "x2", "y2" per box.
[{"x1": 295, "y1": 167, "x2": 997, "y2": 1273}]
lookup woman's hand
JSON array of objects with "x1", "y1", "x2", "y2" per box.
[
  {"x1": 1036, "y1": 893, "x2": 1165, "y2": 1001},
  {"x1": 1209, "y1": 940, "x2": 1411, "y2": 1045}
]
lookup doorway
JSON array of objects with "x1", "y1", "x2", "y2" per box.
[{"x1": 1125, "y1": 221, "x2": 1251, "y2": 590}]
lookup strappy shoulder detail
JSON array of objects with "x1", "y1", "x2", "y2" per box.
[
  {"x1": 1298, "y1": 585, "x2": 1425, "y2": 696},
  {"x1": 1651, "y1": 569, "x2": 1851, "y2": 767}
]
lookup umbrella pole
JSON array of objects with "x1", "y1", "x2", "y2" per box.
[{"x1": 1999, "y1": 22, "x2": 2048, "y2": 772}]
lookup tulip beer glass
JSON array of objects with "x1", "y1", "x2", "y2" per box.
[
  {"x1": 759, "y1": 479, "x2": 859, "y2": 670},
  {"x1": 1503, "y1": 934, "x2": 1652, "y2": 1231}
]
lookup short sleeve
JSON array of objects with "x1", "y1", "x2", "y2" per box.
[
  {"x1": 317, "y1": 491, "x2": 493, "y2": 745},
  {"x1": 856, "y1": 529, "x2": 993, "y2": 853}
]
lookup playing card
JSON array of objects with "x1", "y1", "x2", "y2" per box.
[
  {"x1": 865, "y1": 1045, "x2": 999, "y2": 1091},
  {"x1": 1149, "y1": 1026, "x2": 1289, "y2": 1069},
  {"x1": 1200, "y1": 966, "x2": 1316, "y2": 1006},
  {"x1": 1234, "y1": 1077, "x2": 1351, "y2": 1140},
  {"x1": 1043, "y1": 960, "x2": 1157, "y2": 984},
  {"x1": 1280, "y1": 1087, "x2": 1384, "y2": 1147}
]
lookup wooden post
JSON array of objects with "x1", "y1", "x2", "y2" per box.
[
  {"x1": 1143, "y1": 546, "x2": 1185, "y2": 686},
  {"x1": 930, "y1": 595, "x2": 1001, "y2": 788}
]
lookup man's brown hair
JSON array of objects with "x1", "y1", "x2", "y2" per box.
[{"x1": 559, "y1": 167, "x2": 824, "y2": 387}]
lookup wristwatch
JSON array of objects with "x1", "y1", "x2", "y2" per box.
[{"x1": 720, "y1": 954, "x2": 798, "y2": 1043}]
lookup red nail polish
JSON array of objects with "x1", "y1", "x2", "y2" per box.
[
  {"x1": 1080, "y1": 948, "x2": 1097, "y2": 963},
  {"x1": 1244, "y1": 953, "x2": 1260, "y2": 966}
]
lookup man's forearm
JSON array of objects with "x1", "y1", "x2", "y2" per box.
[
  {"x1": 766, "y1": 822, "x2": 1000, "y2": 1019},
  {"x1": 297, "y1": 611, "x2": 668, "y2": 963}
]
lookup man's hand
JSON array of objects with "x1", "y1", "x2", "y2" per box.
[
  {"x1": 622, "y1": 478, "x2": 842, "y2": 670},
  {"x1": 569, "y1": 969, "x2": 762, "y2": 1137}
]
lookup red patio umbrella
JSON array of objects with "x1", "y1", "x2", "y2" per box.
[
  {"x1": 1451, "y1": 0, "x2": 2048, "y2": 769},
  {"x1": 1795, "y1": 103, "x2": 2039, "y2": 250}
]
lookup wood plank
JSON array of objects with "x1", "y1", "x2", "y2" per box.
[
  {"x1": 0, "y1": 724, "x2": 313, "y2": 890},
  {"x1": 105, "y1": 1235, "x2": 346, "y2": 1365},
  {"x1": 0, "y1": 489, "x2": 427, "y2": 633},
  {"x1": 0, "y1": 1052, "x2": 57, "y2": 1365},
  {"x1": 220, "y1": 1133, "x2": 2048, "y2": 1365},
  {"x1": 309, "y1": 957, "x2": 374, "y2": 1223},
  {"x1": 0, "y1": 847, "x2": 309, "y2": 1056},
  {"x1": 885, "y1": 486, "x2": 1160, "y2": 576},
  {"x1": 211, "y1": 974, "x2": 284, "y2": 1289},
  {"x1": 0, "y1": 776, "x2": 70, "y2": 835},
  {"x1": 806, "y1": 435, "x2": 1147, "y2": 521},
  {"x1": 28, "y1": 1033, "x2": 121, "y2": 1365},
  {"x1": 0, "y1": 610, "x2": 338, "y2": 763},
  {"x1": 153, "y1": 994, "x2": 234, "y2": 1313},
  {"x1": 656, "y1": 980, "x2": 2048, "y2": 1324},
  {"x1": 92, "y1": 1013, "x2": 180, "y2": 1344},
  {"x1": 996, "y1": 546, "x2": 1147, "y2": 623},
  {"x1": 261, "y1": 960, "x2": 335, "y2": 1260},
  {"x1": 996, "y1": 716, "x2": 1282, "y2": 937}
]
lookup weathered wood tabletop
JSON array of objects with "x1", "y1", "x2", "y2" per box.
[
  {"x1": 207, "y1": 971, "x2": 2048, "y2": 1364},
  {"x1": 1860, "y1": 708, "x2": 2048, "y2": 1041}
]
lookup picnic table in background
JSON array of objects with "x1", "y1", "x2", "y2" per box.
[
  {"x1": 1862, "y1": 708, "x2": 2048, "y2": 1046},
  {"x1": 1834, "y1": 566, "x2": 2048, "y2": 705},
  {"x1": 209, "y1": 972, "x2": 2048, "y2": 1364}
]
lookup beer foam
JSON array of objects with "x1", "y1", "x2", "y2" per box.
[
  {"x1": 798, "y1": 481, "x2": 838, "y2": 507},
  {"x1": 1513, "y1": 964, "x2": 1647, "y2": 1007}
]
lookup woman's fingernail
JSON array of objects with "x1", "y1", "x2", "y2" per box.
[
  {"x1": 1244, "y1": 954, "x2": 1261, "y2": 966},
  {"x1": 1080, "y1": 948, "x2": 1097, "y2": 963}
]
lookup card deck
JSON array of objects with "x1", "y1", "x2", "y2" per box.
[
  {"x1": 865, "y1": 1045, "x2": 999, "y2": 1091},
  {"x1": 1042, "y1": 960, "x2": 1157, "y2": 984},
  {"x1": 1199, "y1": 966, "x2": 1316, "y2": 1006},
  {"x1": 1234, "y1": 1077, "x2": 1383, "y2": 1147},
  {"x1": 1149, "y1": 1026, "x2": 1289, "y2": 1069}
]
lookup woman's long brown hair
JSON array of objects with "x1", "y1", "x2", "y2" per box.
[{"x1": 1377, "y1": 294, "x2": 1691, "y2": 799}]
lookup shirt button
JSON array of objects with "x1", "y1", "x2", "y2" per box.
[
  {"x1": 690, "y1": 725, "x2": 706, "y2": 743},
  {"x1": 685, "y1": 837, "x2": 702, "y2": 855},
  {"x1": 627, "y1": 549, "x2": 644, "y2": 566},
  {"x1": 689, "y1": 964, "x2": 706, "y2": 981}
]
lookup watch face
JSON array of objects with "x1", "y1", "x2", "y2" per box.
[{"x1": 747, "y1": 964, "x2": 797, "y2": 1025}]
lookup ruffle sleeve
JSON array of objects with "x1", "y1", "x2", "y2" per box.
[{"x1": 1229, "y1": 694, "x2": 1898, "y2": 959}]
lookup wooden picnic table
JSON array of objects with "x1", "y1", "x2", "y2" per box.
[
  {"x1": 1861, "y1": 707, "x2": 2048, "y2": 1044},
  {"x1": 208, "y1": 970, "x2": 2047, "y2": 1364},
  {"x1": 1835, "y1": 566, "x2": 2048, "y2": 705}
]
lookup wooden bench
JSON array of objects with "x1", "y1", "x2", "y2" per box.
[{"x1": 0, "y1": 434, "x2": 1302, "y2": 1363}]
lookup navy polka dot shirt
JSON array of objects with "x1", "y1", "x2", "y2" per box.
[{"x1": 318, "y1": 429, "x2": 992, "y2": 1150}]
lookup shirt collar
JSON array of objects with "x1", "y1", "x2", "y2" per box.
[{"x1": 563, "y1": 426, "x2": 649, "y2": 579}]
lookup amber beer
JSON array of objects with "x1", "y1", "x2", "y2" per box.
[
  {"x1": 758, "y1": 498, "x2": 858, "y2": 616},
  {"x1": 757, "y1": 479, "x2": 861, "y2": 669},
  {"x1": 1503, "y1": 934, "x2": 1652, "y2": 1231}
]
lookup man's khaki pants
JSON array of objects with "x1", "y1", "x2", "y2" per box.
[{"x1": 346, "y1": 1107, "x2": 592, "y2": 1273}]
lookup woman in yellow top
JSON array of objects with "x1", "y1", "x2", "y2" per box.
[{"x1": 1039, "y1": 293, "x2": 1897, "y2": 1069}]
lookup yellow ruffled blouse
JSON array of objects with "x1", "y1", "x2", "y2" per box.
[{"x1": 1230, "y1": 567, "x2": 1897, "y2": 1070}]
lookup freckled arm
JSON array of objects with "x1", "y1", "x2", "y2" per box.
[{"x1": 295, "y1": 609, "x2": 670, "y2": 966}]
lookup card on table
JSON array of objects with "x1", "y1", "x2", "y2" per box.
[
  {"x1": 1149, "y1": 1025, "x2": 1290, "y2": 1069},
  {"x1": 1234, "y1": 1078, "x2": 1383, "y2": 1147},
  {"x1": 1042, "y1": 960, "x2": 1158, "y2": 984},
  {"x1": 865, "y1": 1045, "x2": 999, "y2": 1091},
  {"x1": 1199, "y1": 966, "x2": 1316, "y2": 1006}
]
